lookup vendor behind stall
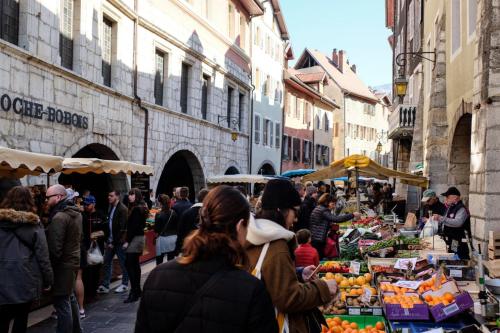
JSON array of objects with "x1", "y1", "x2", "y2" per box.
[
  {"x1": 432, "y1": 187, "x2": 472, "y2": 259},
  {"x1": 418, "y1": 189, "x2": 446, "y2": 230}
]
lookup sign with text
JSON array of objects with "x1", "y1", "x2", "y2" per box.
[{"x1": 0, "y1": 93, "x2": 89, "y2": 129}]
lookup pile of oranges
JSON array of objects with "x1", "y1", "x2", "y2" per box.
[
  {"x1": 382, "y1": 294, "x2": 423, "y2": 308},
  {"x1": 417, "y1": 275, "x2": 448, "y2": 294},
  {"x1": 322, "y1": 317, "x2": 385, "y2": 333},
  {"x1": 379, "y1": 283, "x2": 411, "y2": 294},
  {"x1": 423, "y1": 292, "x2": 456, "y2": 307},
  {"x1": 324, "y1": 273, "x2": 373, "y2": 289}
]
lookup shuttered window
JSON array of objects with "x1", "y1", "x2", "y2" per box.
[
  {"x1": 102, "y1": 17, "x2": 113, "y2": 87},
  {"x1": 0, "y1": 0, "x2": 19, "y2": 45},
  {"x1": 275, "y1": 123, "x2": 280, "y2": 149},
  {"x1": 238, "y1": 93, "x2": 244, "y2": 131},
  {"x1": 60, "y1": 0, "x2": 74, "y2": 70},
  {"x1": 227, "y1": 86, "x2": 233, "y2": 127},
  {"x1": 154, "y1": 50, "x2": 165, "y2": 106},
  {"x1": 201, "y1": 74, "x2": 209, "y2": 120},
  {"x1": 180, "y1": 63, "x2": 190, "y2": 113},
  {"x1": 254, "y1": 115, "x2": 260, "y2": 144}
]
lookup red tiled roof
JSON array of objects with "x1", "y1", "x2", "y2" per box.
[{"x1": 295, "y1": 72, "x2": 326, "y2": 83}]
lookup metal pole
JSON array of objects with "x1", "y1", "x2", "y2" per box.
[{"x1": 356, "y1": 167, "x2": 360, "y2": 211}]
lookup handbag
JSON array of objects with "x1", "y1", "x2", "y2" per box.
[
  {"x1": 87, "y1": 241, "x2": 104, "y2": 265},
  {"x1": 155, "y1": 212, "x2": 177, "y2": 255}
]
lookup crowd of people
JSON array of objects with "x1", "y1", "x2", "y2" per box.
[{"x1": 0, "y1": 177, "x2": 473, "y2": 333}]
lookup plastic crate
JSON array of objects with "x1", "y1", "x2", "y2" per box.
[{"x1": 324, "y1": 315, "x2": 386, "y2": 329}]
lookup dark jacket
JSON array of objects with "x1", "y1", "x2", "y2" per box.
[
  {"x1": 175, "y1": 203, "x2": 202, "y2": 253},
  {"x1": 295, "y1": 195, "x2": 316, "y2": 231},
  {"x1": 126, "y1": 205, "x2": 147, "y2": 243},
  {"x1": 135, "y1": 257, "x2": 278, "y2": 333},
  {"x1": 154, "y1": 210, "x2": 178, "y2": 237},
  {"x1": 423, "y1": 200, "x2": 446, "y2": 219},
  {"x1": 172, "y1": 199, "x2": 192, "y2": 218},
  {"x1": 310, "y1": 205, "x2": 353, "y2": 243},
  {"x1": 47, "y1": 200, "x2": 82, "y2": 296},
  {"x1": 0, "y1": 209, "x2": 54, "y2": 305},
  {"x1": 105, "y1": 202, "x2": 128, "y2": 245}
]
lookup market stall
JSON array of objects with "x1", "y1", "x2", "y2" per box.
[
  {"x1": 315, "y1": 208, "x2": 499, "y2": 333},
  {"x1": 0, "y1": 146, "x2": 63, "y2": 178}
]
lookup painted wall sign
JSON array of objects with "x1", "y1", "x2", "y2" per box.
[{"x1": 0, "y1": 93, "x2": 89, "y2": 129}]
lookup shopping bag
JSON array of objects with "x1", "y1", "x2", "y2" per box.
[{"x1": 87, "y1": 241, "x2": 104, "y2": 265}]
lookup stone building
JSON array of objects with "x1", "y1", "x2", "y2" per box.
[
  {"x1": 282, "y1": 68, "x2": 338, "y2": 172},
  {"x1": 0, "y1": 0, "x2": 263, "y2": 204},
  {"x1": 294, "y1": 49, "x2": 390, "y2": 163},
  {"x1": 249, "y1": 0, "x2": 288, "y2": 176},
  {"x1": 387, "y1": 0, "x2": 500, "y2": 247}
]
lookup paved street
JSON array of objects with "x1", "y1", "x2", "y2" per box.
[{"x1": 27, "y1": 262, "x2": 154, "y2": 333}]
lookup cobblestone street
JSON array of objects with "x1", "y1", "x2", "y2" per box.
[{"x1": 26, "y1": 263, "x2": 153, "y2": 333}]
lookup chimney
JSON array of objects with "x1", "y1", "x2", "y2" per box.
[
  {"x1": 332, "y1": 48, "x2": 339, "y2": 66},
  {"x1": 338, "y1": 50, "x2": 346, "y2": 72},
  {"x1": 351, "y1": 64, "x2": 356, "y2": 73}
]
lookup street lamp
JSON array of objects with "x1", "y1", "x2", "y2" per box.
[
  {"x1": 217, "y1": 116, "x2": 240, "y2": 142},
  {"x1": 376, "y1": 141, "x2": 383, "y2": 154},
  {"x1": 394, "y1": 75, "x2": 408, "y2": 103}
]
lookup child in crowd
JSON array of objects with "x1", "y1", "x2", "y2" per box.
[{"x1": 294, "y1": 229, "x2": 320, "y2": 268}]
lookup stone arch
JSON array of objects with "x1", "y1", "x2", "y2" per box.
[
  {"x1": 448, "y1": 112, "x2": 472, "y2": 204},
  {"x1": 222, "y1": 159, "x2": 243, "y2": 176},
  {"x1": 257, "y1": 161, "x2": 277, "y2": 175},
  {"x1": 156, "y1": 145, "x2": 205, "y2": 202},
  {"x1": 224, "y1": 166, "x2": 240, "y2": 175},
  {"x1": 61, "y1": 134, "x2": 126, "y2": 160},
  {"x1": 58, "y1": 142, "x2": 129, "y2": 209}
]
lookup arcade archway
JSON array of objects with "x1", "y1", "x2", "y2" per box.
[
  {"x1": 156, "y1": 150, "x2": 205, "y2": 202},
  {"x1": 448, "y1": 114, "x2": 472, "y2": 204},
  {"x1": 58, "y1": 143, "x2": 129, "y2": 210},
  {"x1": 258, "y1": 162, "x2": 276, "y2": 176},
  {"x1": 224, "y1": 166, "x2": 240, "y2": 175}
]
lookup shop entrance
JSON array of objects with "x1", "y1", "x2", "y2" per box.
[
  {"x1": 156, "y1": 150, "x2": 204, "y2": 203},
  {"x1": 258, "y1": 163, "x2": 276, "y2": 175},
  {"x1": 58, "y1": 143, "x2": 129, "y2": 210},
  {"x1": 449, "y1": 114, "x2": 472, "y2": 204}
]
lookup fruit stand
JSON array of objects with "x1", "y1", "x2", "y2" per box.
[{"x1": 315, "y1": 213, "x2": 496, "y2": 333}]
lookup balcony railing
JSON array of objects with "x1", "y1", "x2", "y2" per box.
[{"x1": 388, "y1": 104, "x2": 416, "y2": 139}]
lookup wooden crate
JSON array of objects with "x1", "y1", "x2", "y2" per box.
[
  {"x1": 488, "y1": 247, "x2": 500, "y2": 260},
  {"x1": 488, "y1": 231, "x2": 500, "y2": 248},
  {"x1": 484, "y1": 259, "x2": 500, "y2": 278}
]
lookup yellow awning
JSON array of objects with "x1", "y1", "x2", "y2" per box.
[
  {"x1": 303, "y1": 155, "x2": 429, "y2": 188},
  {"x1": 62, "y1": 158, "x2": 154, "y2": 175},
  {"x1": 0, "y1": 146, "x2": 64, "y2": 178}
]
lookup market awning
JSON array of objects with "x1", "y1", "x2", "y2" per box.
[
  {"x1": 0, "y1": 146, "x2": 64, "y2": 178},
  {"x1": 281, "y1": 169, "x2": 315, "y2": 178},
  {"x1": 207, "y1": 174, "x2": 285, "y2": 184},
  {"x1": 62, "y1": 158, "x2": 154, "y2": 175},
  {"x1": 303, "y1": 155, "x2": 429, "y2": 188}
]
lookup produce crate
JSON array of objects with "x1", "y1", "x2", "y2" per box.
[
  {"x1": 390, "y1": 320, "x2": 466, "y2": 333},
  {"x1": 323, "y1": 315, "x2": 386, "y2": 330},
  {"x1": 421, "y1": 280, "x2": 474, "y2": 322},
  {"x1": 381, "y1": 292, "x2": 429, "y2": 321},
  {"x1": 345, "y1": 295, "x2": 383, "y2": 316}
]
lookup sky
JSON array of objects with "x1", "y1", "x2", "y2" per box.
[{"x1": 280, "y1": 0, "x2": 392, "y2": 88}]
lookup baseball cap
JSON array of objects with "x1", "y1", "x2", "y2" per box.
[
  {"x1": 441, "y1": 187, "x2": 461, "y2": 197},
  {"x1": 421, "y1": 189, "x2": 436, "y2": 203},
  {"x1": 83, "y1": 195, "x2": 96, "y2": 205}
]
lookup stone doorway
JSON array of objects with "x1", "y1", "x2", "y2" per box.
[
  {"x1": 448, "y1": 114, "x2": 472, "y2": 204},
  {"x1": 156, "y1": 150, "x2": 205, "y2": 203},
  {"x1": 224, "y1": 166, "x2": 240, "y2": 175},
  {"x1": 258, "y1": 162, "x2": 276, "y2": 175},
  {"x1": 58, "y1": 143, "x2": 129, "y2": 210}
]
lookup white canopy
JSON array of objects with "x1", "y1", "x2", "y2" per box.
[
  {"x1": 62, "y1": 158, "x2": 154, "y2": 175},
  {"x1": 206, "y1": 174, "x2": 281, "y2": 184},
  {"x1": 0, "y1": 146, "x2": 64, "y2": 178}
]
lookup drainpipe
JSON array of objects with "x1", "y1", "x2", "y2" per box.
[{"x1": 133, "y1": 0, "x2": 148, "y2": 165}]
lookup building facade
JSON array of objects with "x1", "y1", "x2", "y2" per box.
[
  {"x1": 0, "y1": 0, "x2": 263, "y2": 204},
  {"x1": 250, "y1": 0, "x2": 288, "y2": 176},
  {"x1": 282, "y1": 68, "x2": 338, "y2": 172},
  {"x1": 387, "y1": 0, "x2": 500, "y2": 247},
  {"x1": 295, "y1": 48, "x2": 390, "y2": 163}
]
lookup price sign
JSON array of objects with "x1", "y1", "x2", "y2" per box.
[
  {"x1": 350, "y1": 261, "x2": 361, "y2": 275},
  {"x1": 449, "y1": 269, "x2": 463, "y2": 278},
  {"x1": 442, "y1": 303, "x2": 460, "y2": 316},
  {"x1": 393, "y1": 280, "x2": 422, "y2": 290},
  {"x1": 394, "y1": 258, "x2": 418, "y2": 270},
  {"x1": 360, "y1": 287, "x2": 372, "y2": 304},
  {"x1": 348, "y1": 308, "x2": 361, "y2": 315}
]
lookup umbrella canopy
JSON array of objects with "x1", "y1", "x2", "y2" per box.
[
  {"x1": 62, "y1": 158, "x2": 154, "y2": 175},
  {"x1": 0, "y1": 146, "x2": 64, "y2": 178},
  {"x1": 303, "y1": 155, "x2": 428, "y2": 188},
  {"x1": 281, "y1": 169, "x2": 316, "y2": 178},
  {"x1": 207, "y1": 174, "x2": 284, "y2": 184}
]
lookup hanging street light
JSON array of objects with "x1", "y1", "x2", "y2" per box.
[
  {"x1": 394, "y1": 75, "x2": 408, "y2": 103},
  {"x1": 217, "y1": 115, "x2": 240, "y2": 142},
  {"x1": 376, "y1": 141, "x2": 383, "y2": 154}
]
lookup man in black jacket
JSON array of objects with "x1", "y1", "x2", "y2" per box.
[
  {"x1": 97, "y1": 190, "x2": 129, "y2": 294},
  {"x1": 295, "y1": 185, "x2": 318, "y2": 231},
  {"x1": 172, "y1": 187, "x2": 192, "y2": 217},
  {"x1": 175, "y1": 189, "x2": 209, "y2": 254}
]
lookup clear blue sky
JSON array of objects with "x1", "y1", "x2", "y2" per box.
[{"x1": 280, "y1": 0, "x2": 392, "y2": 88}]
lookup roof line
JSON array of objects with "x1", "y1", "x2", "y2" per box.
[{"x1": 286, "y1": 73, "x2": 339, "y2": 109}]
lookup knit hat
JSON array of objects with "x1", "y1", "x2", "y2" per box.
[{"x1": 261, "y1": 179, "x2": 301, "y2": 210}]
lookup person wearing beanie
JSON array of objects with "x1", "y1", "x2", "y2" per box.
[
  {"x1": 245, "y1": 179, "x2": 338, "y2": 333},
  {"x1": 310, "y1": 194, "x2": 360, "y2": 258}
]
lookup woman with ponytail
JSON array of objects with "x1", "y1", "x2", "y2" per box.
[{"x1": 135, "y1": 186, "x2": 278, "y2": 333}]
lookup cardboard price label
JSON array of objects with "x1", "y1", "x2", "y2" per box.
[
  {"x1": 449, "y1": 269, "x2": 463, "y2": 278},
  {"x1": 394, "y1": 258, "x2": 418, "y2": 270},
  {"x1": 360, "y1": 287, "x2": 372, "y2": 304},
  {"x1": 349, "y1": 261, "x2": 361, "y2": 275},
  {"x1": 393, "y1": 280, "x2": 422, "y2": 290}
]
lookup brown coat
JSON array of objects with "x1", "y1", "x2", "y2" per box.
[{"x1": 246, "y1": 239, "x2": 332, "y2": 333}]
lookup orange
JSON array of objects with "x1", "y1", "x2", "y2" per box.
[
  {"x1": 443, "y1": 292, "x2": 455, "y2": 303},
  {"x1": 375, "y1": 322, "x2": 385, "y2": 331},
  {"x1": 340, "y1": 280, "x2": 350, "y2": 288},
  {"x1": 356, "y1": 276, "x2": 366, "y2": 286},
  {"x1": 348, "y1": 277, "x2": 356, "y2": 286},
  {"x1": 333, "y1": 317, "x2": 342, "y2": 325},
  {"x1": 350, "y1": 323, "x2": 358, "y2": 329},
  {"x1": 335, "y1": 274, "x2": 344, "y2": 284},
  {"x1": 325, "y1": 272, "x2": 335, "y2": 280},
  {"x1": 364, "y1": 273, "x2": 372, "y2": 282},
  {"x1": 424, "y1": 294, "x2": 433, "y2": 302},
  {"x1": 342, "y1": 320, "x2": 350, "y2": 327},
  {"x1": 332, "y1": 327, "x2": 342, "y2": 333}
]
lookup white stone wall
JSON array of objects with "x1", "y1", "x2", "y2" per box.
[{"x1": 0, "y1": 0, "x2": 252, "y2": 191}]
